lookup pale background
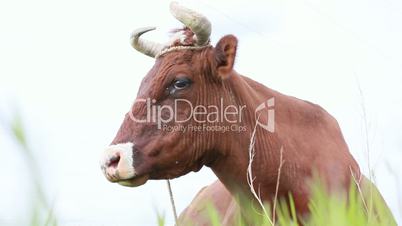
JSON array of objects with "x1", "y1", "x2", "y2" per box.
[{"x1": 0, "y1": 0, "x2": 401, "y2": 225}]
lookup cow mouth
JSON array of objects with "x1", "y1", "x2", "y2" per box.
[{"x1": 116, "y1": 174, "x2": 150, "y2": 187}]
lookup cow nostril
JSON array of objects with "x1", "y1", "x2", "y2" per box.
[{"x1": 108, "y1": 155, "x2": 120, "y2": 168}]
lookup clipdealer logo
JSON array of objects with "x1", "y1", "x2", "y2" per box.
[{"x1": 128, "y1": 97, "x2": 275, "y2": 133}]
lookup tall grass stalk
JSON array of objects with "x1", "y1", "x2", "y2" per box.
[{"x1": 4, "y1": 114, "x2": 58, "y2": 226}]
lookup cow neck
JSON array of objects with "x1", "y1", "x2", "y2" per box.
[{"x1": 209, "y1": 72, "x2": 282, "y2": 201}]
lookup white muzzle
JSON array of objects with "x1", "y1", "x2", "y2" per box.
[{"x1": 100, "y1": 142, "x2": 135, "y2": 182}]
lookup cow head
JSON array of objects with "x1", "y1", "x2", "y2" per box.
[{"x1": 100, "y1": 2, "x2": 240, "y2": 187}]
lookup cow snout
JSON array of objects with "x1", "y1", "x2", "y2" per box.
[{"x1": 100, "y1": 142, "x2": 135, "y2": 182}]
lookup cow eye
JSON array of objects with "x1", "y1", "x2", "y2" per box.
[{"x1": 173, "y1": 78, "x2": 191, "y2": 90}]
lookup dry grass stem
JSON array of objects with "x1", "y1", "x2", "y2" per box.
[
  {"x1": 272, "y1": 146, "x2": 285, "y2": 225},
  {"x1": 350, "y1": 166, "x2": 369, "y2": 214},
  {"x1": 246, "y1": 121, "x2": 274, "y2": 225}
]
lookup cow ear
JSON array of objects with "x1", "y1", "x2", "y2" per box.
[{"x1": 214, "y1": 35, "x2": 238, "y2": 79}]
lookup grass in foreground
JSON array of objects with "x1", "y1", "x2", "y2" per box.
[
  {"x1": 162, "y1": 176, "x2": 397, "y2": 226},
  {"x1": 3, "y1": 115, "x2": 58, "y2": 226}
]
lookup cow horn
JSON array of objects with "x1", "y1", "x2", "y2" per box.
[
  {"x1": 130, "y1": 27, "x2": 165, "y2": 58},
  {"x1": 170, "y1": 1, "x2": 211, "y2": 46}
]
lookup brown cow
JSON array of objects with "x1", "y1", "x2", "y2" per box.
[{"x1": 100, "y1": 2, "x2": 394, "y2": 225}]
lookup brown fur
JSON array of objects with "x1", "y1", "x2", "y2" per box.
[{"x1": 110, "y1": 35, "x2": 391, "y2": 224}]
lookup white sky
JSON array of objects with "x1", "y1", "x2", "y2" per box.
[{"x1": 0, "y1": 0, "x2": 401, "y2": 225}]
